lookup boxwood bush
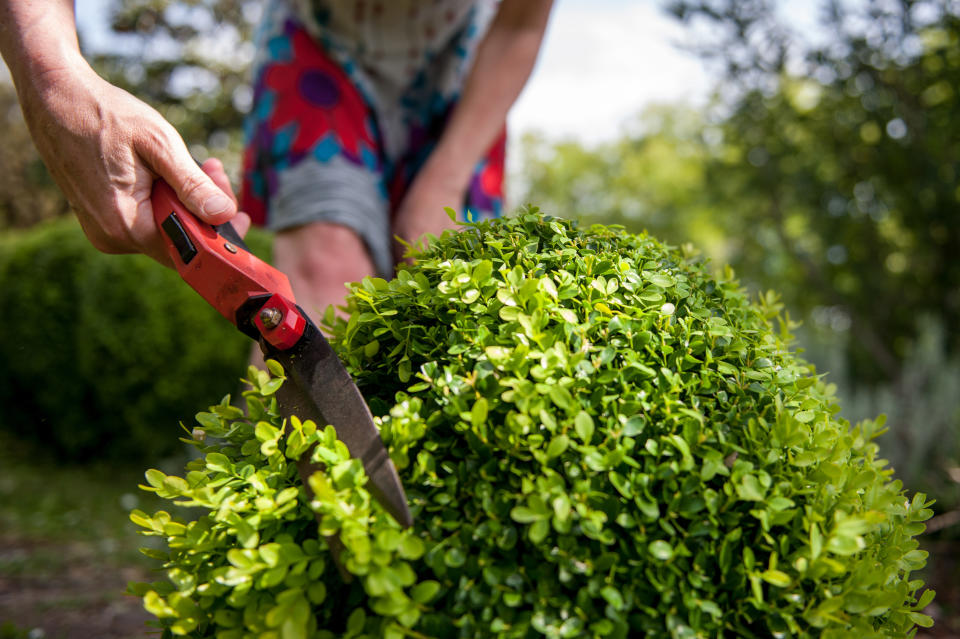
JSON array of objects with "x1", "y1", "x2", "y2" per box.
[
  {"x1": 131, "y1": 212, "x2": 934, "y2": 638},
  {"x1": 0, "y1": 218, "x2": 270, "y2": 461}
]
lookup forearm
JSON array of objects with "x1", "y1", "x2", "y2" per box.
[
  {"x1": 0, "y1": 0, "x2": 240, "y2": 264},
  {"x1": 421, "y1": 0, "x2": 553, "y2": 190},
  {"x1": 0, "y1": 0, "x2": 89, "y2": 93}
]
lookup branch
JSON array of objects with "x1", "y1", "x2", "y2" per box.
[{"x1": 926, "y1": 510, "x2": 960, "y2": 535}]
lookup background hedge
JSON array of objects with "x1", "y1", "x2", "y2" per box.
[{"x1": 0, "y1": 217, "x2": 271, "y2": 462}]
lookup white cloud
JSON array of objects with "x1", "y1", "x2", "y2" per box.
[{"x1": 507, "y1": 0, "x2": 710, "y2": 145}]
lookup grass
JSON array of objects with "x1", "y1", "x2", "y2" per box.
[
  {"x1": 0, "y1": 431, "x2": 178, "y2": 560},
  {"x1": 0, "y1": 432, "x2": 192, "y2": 639}
]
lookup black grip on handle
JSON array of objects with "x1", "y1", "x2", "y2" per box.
[{"x1": 161, "y1": 212, "x2": 199, "y2": 265}]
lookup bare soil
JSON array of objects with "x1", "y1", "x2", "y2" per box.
[{"x1": 0, "y1": 536, "x2": 153, "y2": 639}]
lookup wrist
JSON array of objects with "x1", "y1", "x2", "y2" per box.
[
  {"x1": 0, "y1": 1, "x2": 87, "y2": 94},
  {"x1": 13, "y1": 56, "x2": 98, "y2": 140},
  {"x1": 11, "y1": 48, "x2": 90, "y2": 97},
  {"x1": 419, "y1": 143, "x2": 477, "y2": 194}
]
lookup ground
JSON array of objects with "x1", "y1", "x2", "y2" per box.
[
  {"x1": 0, "y1": 538, "x2": 152, "y2": 638},
  {"x1": 0, "y1": 435, "x2": 167, "y2": 639},
  {"x1": 1, "y1": 434, "x2": 957, "y2": 638}
]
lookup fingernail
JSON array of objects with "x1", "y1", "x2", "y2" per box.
[{"x1": 202, "y1": 194, "x2": 232, "y2": 217}]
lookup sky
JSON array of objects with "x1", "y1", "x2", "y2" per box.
[
  {"x1": 69, "y1": 0, "x2": 716, "y2": 146},
  {"x1": 506, "y1": 0, "x2": 711, "y2": 144},
  {"x1": 12, "y1": 0, "x2": 830, "y2": 146}
]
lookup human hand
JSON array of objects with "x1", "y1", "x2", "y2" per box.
[
  {"x1": 198, "y1": 158, "x2": 252, "y2": 241},
  {"x1": 392, "y1": 174, "x2": 464, "y2": 263},
  {"x1": 17, "y1": 64, "x2": 246, "y2": 266}
]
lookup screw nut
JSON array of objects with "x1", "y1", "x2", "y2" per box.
[{"x1": 259, "y1": 307, "x2": 283, "y2": 329}]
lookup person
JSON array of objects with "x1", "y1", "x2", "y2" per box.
[{"x1": 0, "y1": 0, "x2": 553, "y2": 323}]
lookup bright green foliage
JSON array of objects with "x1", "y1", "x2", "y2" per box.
[
  {"x1": 130, "y1": 366, "x2": 432, "y2": 639},
  {"x1": 133, "y1": 213, "x2": 934, "y2": 637}
]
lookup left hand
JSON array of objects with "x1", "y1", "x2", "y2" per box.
[{"x1": 392, "y1": 174, "x2": 464, "y2": 263}]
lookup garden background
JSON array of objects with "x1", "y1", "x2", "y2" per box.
[{"x1": 1, "y1": 0, "x2": 958, "y2": 637}]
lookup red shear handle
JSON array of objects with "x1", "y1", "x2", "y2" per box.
[{"x1": 151, "y1": 179, "x2": 305, "y2": 349}]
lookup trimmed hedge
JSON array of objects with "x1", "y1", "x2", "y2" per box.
[
  {"x1": 0, "y1": 218, "x2": 270, "y2": 462},
  {"x1": 132, "y1": 213, "x2": 933, "y2": 638}
]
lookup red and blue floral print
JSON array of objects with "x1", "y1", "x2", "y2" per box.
[{"x1": 240, "y1": 17, "x2": 505, "y2": 228}]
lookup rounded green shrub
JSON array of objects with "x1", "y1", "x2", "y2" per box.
[
  {"x1": 131, "y1": 212, "x2": 934, "y2": 638},
  {"x1": 0, "y1": 218, "x2": 270, "y2": 461}
]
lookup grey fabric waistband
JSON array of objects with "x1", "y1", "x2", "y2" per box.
[{"x1": 268, "y1": 156, "x2": 393, "y2": 278}]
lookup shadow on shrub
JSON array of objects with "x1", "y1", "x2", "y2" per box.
[{"x1": 0, "y1": 217, "x2": 271, "y2": 462}]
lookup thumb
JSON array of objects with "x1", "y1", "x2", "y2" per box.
[{"x1": 139, "y1": 128, "x2": 238, "y2": 225}]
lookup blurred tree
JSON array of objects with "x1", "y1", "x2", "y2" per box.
[
  {"x1": 519, "y1": 107, "x2": 724, "y2": 256},
  {"x1": 664, "y1": 0, "x2": 960, "y2": 384},
  {"x1": 89, "y1": 0, "x2": 259, "y2": 177},
  {"x1": 0, "y1": 82, "x2": 69, "y2": 229}
]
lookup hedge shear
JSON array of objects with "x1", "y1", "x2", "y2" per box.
[{"x1": 151, "y1": 180, "x2": 412, "y2": 531}]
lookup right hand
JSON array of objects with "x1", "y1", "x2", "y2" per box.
[{"x1": 18, "y1": 63, "x2": 248, "y2": 266}]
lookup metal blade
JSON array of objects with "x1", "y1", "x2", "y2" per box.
[{"x1": 263, "y1": 320, "x2": 412, "y2": 528}]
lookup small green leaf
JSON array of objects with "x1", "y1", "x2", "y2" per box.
[
  {"x1": 546, "y1": 434, "x2": 569, "y2": 459},
  {"x1": 648, "y1": 273, "x2": 675, "y2": 288},
  {"x1": 259, "y1": 543, "x2": 281, "y2": 567},
  {"x1": 541, "y1": 277, "x2": 559, "y2": 299},
  {"x1": 255, "y1": 421, "x2": 279, "y2": 443},
  {"x1": 144, "y1": 469, "x2": 166, "y2": 489},
  {"x1": 529, "y1": 519, "x2": 550, "y2": 543},
  {"x1": 265, "y1": 359, "x2": 285, "y2": 378},
  {"x1": 575, "y1": 411, "x2": 595, "y2": 443},
  {"x1": 205, "y1": 452, "x2": 233, "y2": 474},
  {"x1": 548, "y1": 386, "x2": 574, "y2": 411},
  {"x1": 916, "y1": 589, "x2": 936, "y2": 610},
  {"x1": 444, "y1": 547, "x2": 466, "y2": 568},
  {"x1": 601, "y1": 586, "x2": 624, "y2": 610},
  {"x1": 907, "y1": 612, "x2": 934, "y2": 628},
  {"x1": 510, "y1": 506, "x2": 545, "y2": 523},
  {"x1": 399, "y1": 535, "x2": 425, "y2": 560},
  {"x1": 471, "y1": 397, "x2": 489, "y2": 426},
  {"x1": 346, "y1": 608, "x2": 366, "y2": 636},
  {"x1": 736, "y1": 474, "x2": 766, "y2": 501},
  {"x1": 648, "y1": 540, "x2": 674, "y2": 561},
  {"x1": 760, "y1": 569, "x2": 792, "y2": 587},
  {"x1": 261, "y1": 377, "x2": 284, "y2": 395},
  {"x1": 411, "y1": 581, "x2": 441, "y2": 603},
  {"x1": 622, "y1": 415, "x2": 645, "y2": 437}
]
